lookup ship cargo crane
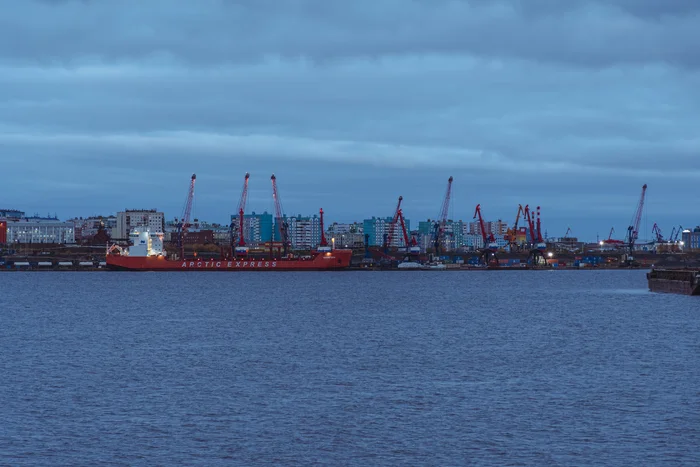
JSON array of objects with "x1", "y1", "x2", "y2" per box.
[
  {"x1": 176, "y1": 173, "x2": 196, "y2": 260},
  {"x1": 232, "y1": 172, "x2": 250, "y2": 256},
  {"x1": 625, "y1": 184, "x2": 647, "y2": 255},
  {"x1": 271, "y1": 174, "x2": 290, "y2": 256},
  {"x1": 318, "y1": 208, "x2": 331, "y2": 252},
  {"x1": 473, "y1": 204, "x2": 498, "y2": 265},
  {"x1": 432, "y1": 176, "x2": 453, "y2": 255}
]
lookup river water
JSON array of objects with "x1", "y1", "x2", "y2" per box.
[{"x1": 1, "y1": 270, "x2": 698, "y2": 465}]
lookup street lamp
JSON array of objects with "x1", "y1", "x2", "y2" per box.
[{"x1": 331, "y1": 237, "x2": 335, "y2": 250}]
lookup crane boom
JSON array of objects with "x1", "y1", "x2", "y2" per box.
[
  {"x1": 236, "y1": 172, "x2": 250, "y2": 248},
  {"x1": 432, "y1": 176, "x2": 453, "y2": 253},
  {"x1": 386, "y1": 196, "x2": 403, "y2": 248},
  {"x1": 626, "y1": 184, "x2": 647, "y2": 252},
  {"x1": 177, "y1": 173, "x2": 196, "y2": 260},
  {"x1": 271, "y1": 174, "x2": 290, "y2": 254}
]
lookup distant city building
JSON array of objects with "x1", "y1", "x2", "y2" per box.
[
  {"x1": 682, "y1": 227, "x2": 700, "y2": 250},
  {"x1": 114, "y1": 209, "x2": 165, "y2": 239},
  {"x1": 363, "y1": 217, "x2": 411, "y2": 247},
  {"x1": 230, "y1": 211, "x2": 274, "y2": 246},
  {"x1": 276, "y1": 214, "x2": 322, "y2": 249},
  {"x1": 0, "y1": 209, "x2": 24, "y2": 220},
  {"x1": 6, "y1": 216, "x2": 75, "y2": 244},
  {"x1": 326, "y1": 222, "x2": 364, "y2": 248},
  {"x1": 72, "y1": 215, "x2": 117, "y2": 242}
]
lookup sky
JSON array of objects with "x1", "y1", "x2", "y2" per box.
[{"x1": 1, "y1": 0, "x2": 698, "y2": 241}]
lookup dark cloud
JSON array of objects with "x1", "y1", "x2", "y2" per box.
[{"x1": 1, "y1": 0, "x2": 698, "y2": 239}]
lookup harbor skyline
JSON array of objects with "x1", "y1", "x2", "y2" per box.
[{"x1": 2, "y1": 0, "x2": 698, "y2": 239}]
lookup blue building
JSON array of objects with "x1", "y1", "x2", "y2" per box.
[
  {"x1": 230, "y1": 211, "x2": 274, "y2": 245},
  {"x1": 682, "y1": 227, "x2": 700, "y2": 250}
]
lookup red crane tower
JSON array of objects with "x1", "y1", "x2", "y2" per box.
[
  {"x1": 176, "y1": 173, "x2": 196, "y2": 260},
  {"x1": 318, "y1": 208, "x2": 331, "y2": 251},
  {"x1": 473, "y1": 204, "x2": 498, "y2": 265},
  {"x1": 233, "y1": 172, "x2": 250, "y2": 256},
  {"x1": 271, "y1": 174, "x2": 290, "y2": 255},
  {"x1": 625, "y1": 184, "x2": 647, "y2": 254},
  {"x1": 432, "y1": 176, "x2": 453, "y2": 255}
]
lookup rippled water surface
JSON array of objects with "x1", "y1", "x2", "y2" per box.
[{"x1": 1, "y1": 270, "x2": 699, "y2": 465}]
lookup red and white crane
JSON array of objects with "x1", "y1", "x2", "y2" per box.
[
  {"x1": 523, "y1": 205, "x2": 546, "y2": 250},
  {"x1": 271, "y1": 174, "x2": 290, "y2": 255},
  {"x1": 432, "y1": 176, "x2": 453, "y2": 254},
  {"x1": 234, "y1": 172, "x2": 250, "y2": 255},
  {"x1": 176, "y1": 173, "x2": 196, "y2": 260},
  {"x1": 473, "y1": 204, "x2": 497, "y2": 251},
  {"x1": 626, "y1": 184, "x2": 647, "y2": 253}
]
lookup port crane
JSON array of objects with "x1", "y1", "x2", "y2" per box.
[
  {"x1": 523, "y1": 205, "x2": 547, "y2": 265},
  {"x1": 386, "y1": 196, "x2": 420, "y2": 255},
  {"x1": 652, "y1": 223, "x2": 665, "y2": 243},
  {"x1": 318, "y1": 208, "x2": 331, "y2": 252},
  {"x1": 175, "y1": 173, "x2": 196, "y2": 260},
  {"x1": 432, "y1": 176, "x2": 453, "y2": 255},
  {"x1": 232, "y1": 172, "x2": 250, "y2": 256},
  {"x1": 505, "y1": 204, "x2": 524, "y2": 251},
  {"x1": 473, "y1": 204, "x2": 498, "y2": 265},
  {"x1": 271, "y1": 174, "x2": 290, "y2": 256},
  {"x1": 670, "y1": 225, "x2": 684, "y2": 243},
  {"x1": 625, "y1": 184, "x2": 647, "y2": 256}
]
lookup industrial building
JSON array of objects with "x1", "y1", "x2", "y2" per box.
[{"x1": 114, "y1": 209, "x2": 165, "y2": 240}]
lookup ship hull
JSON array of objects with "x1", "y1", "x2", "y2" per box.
[{"x1": 106, "y1": 250, "x2": 353, "y2": 271}]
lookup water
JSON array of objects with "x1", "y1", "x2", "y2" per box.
[{"x1": 1, "y1": 270, "x2": 699, "y2": 465}]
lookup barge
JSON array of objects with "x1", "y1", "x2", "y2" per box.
[{"x1": 647, "y1": 268, "x2": 700, "y2": 295}]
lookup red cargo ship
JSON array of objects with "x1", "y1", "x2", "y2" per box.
[
  {"x1": 106, "y1": 249, "x2": 353, "y2": 271},
  {"x1": 105, "y1": 230, "x2": 352, "y2": 271}
]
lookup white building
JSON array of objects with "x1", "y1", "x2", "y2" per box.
[
  {"x1": 115, "y1": 209, "x2": 165, "y2": 239},
  {"x1": 284, "y1": 214, "x2": 322, "y2": 250},
  {"x1": 7, "y1": 217, "x2": 75, "y2": 244}
]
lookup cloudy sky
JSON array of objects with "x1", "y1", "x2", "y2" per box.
[{"x1": 1, "y1": 0, "x2": 698, "y2": 240}]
